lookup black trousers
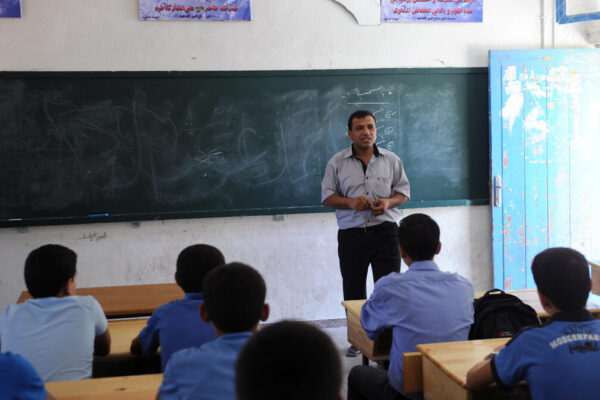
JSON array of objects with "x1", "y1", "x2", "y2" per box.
[
  {"x1": 338, "y1": 221, "x2": 401, "y2": 300},
  {"x1": 347, "y1": 365, "x2": 422, "y2": 400}
]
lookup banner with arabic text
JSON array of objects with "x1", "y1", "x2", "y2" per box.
[
  {"x1": 140, "y1": 0, "x2": 251, "y2": 21},
  {"x1": 0, "y1": 0, "x2": 21, "y2": 18},
  {"x1": 382, "y1": 0, "x2": 483, "y2": 23}
]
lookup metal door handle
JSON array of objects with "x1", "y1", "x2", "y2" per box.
[{"x1": 493, "y1": 175, "x2": 502, "y2": 207}]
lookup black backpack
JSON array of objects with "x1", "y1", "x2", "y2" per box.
[{"x1": 469, "y1": 289, "x2": 541, "y2": 340}]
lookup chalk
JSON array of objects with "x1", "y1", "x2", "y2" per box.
[
  {"x1": 88, "y1": 213, "x2": 109, "y2": 217},
  {"x1": 8, "y1": 218, "x2": 22, "y2": 221}
]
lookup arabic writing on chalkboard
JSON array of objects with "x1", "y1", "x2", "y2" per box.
[{"x1": 381, "y1": 0, "x2": 483, "y2": 23}]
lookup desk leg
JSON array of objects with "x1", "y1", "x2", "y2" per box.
[{"x1": 362, "y1": 355, "x2": 369, "y2": 366}]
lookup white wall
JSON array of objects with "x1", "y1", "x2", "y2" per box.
[{"x1": 0, "y1": 0, "x2": 592, "y2": 320}]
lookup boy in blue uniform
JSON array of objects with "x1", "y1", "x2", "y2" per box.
[
  {"x1": 0, "y1": 244, "x2": 110, "y2": 382},
  {"x1": 0, "y1": 352, "x2": 54, "y2": 399},
  {"x1": 158, "y1": 262, "x2": 269, "y2": 400},
  {"x1": 467, "y1": 247, "x2": 600, "y2": 400},
  {"x1": 347, "y1": 213, "x2": 474, "y2": 400},
  {"x1": 236, "y1": 320, "x2": 343, "y2": 400},
  {"x1": 130, "y1": 244, "x2": 224, "y2": 370}
]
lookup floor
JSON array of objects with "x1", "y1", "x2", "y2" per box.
[{"x1": 322, "y1": 325, "x2": 365, "y2": 397}]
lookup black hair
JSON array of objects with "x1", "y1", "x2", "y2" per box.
[
  {"x1": 236, "y1": 320, "x2": 341, "y2": 400},
  {"x1": 175, "y1": 244, "x2": 225, "y2": 293},
  {"x1": 397, "y1": 213, "x2": 440, "y2": 261},
  {"x1": 24, "y1": 244, "x2": 77, "y2": 298},
  {"x1": 532, "y1": 247, "x2": 590, "y2": 311},
  {"x1": 202, "y1": 262, "x2": 266, "y2": 333},
  {"x1": 347, "y1": 110, "x2": 376, "y2": 131}
]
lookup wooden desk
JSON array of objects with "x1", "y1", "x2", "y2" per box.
[
  {"x1": 590, "y1": 261, "x2": 600, "y2": 296},
  {"x1": 416, "y1": 338, "x2": 528, "y2": 400},
  {"x1": 105, "y1": 319, "x2": 149, "y2": 357},
  {"x1": 344, "y1": 290, "x2": 600, "y2": 366},
  {"x1": 46, "y1": 373, "x2": 162, "y2": 400},
  {"x1": 93, "y1": 318, "x2": 161, "y2": 378},
  {"x1": 342, "y1": 300, "x2": 391, "y2": 365},
  {"x1": 17, "y1": 283, "x2": 184, "y2": 318}
]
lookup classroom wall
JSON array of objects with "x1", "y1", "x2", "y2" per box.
[{"x1": 0, "y1": 0, "x2": 592, "y2": 321}]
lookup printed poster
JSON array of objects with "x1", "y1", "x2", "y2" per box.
[
  {"x1": 382, "y1": 0, "x2": 483, "y2": 23},
  {"x1": 140, "y1": 0, "x2": 251, "y2": 21},
  {"x1": 0, "y1": 0, "x2": 21, "y2": 18}
]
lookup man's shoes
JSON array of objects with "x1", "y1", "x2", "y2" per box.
[{"x1": 346, "y1": 345, "x2": 361, "y2": 357}]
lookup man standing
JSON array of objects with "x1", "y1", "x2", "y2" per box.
[{"x1": 321, "y1": 110, "x2": 410, "y2": 356}]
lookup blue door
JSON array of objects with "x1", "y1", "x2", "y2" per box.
[{"x1": 490, "y1": 49, "x2": 600, "y2": 289}]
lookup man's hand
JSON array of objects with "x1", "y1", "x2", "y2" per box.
[
  {"x1": 371, "y1": 199, "x2": 391, "y2": 216},
  {"x1": 350, "y1": 196, "x2": 373, "y2": 211}
]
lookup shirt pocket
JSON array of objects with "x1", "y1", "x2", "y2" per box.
[{"x1": 373, "y1": 176, "x2": 392, "y2": 199}]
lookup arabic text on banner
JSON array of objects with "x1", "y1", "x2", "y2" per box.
[
  {"x1": 139, "y1": 0, "x2": 251, "y2": 21},
  {"x1": 382, "y1": 0, "x2": 483, "y2": 23}
]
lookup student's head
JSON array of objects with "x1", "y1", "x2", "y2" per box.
[
  {"x1": 236, "y1": 320, "x2": 342, "y2": 400},
  {"x1": 532, "y1": 247, "x2": 591, "y2": 311},
  {"x1": 24, "y1": 244, "x2": 77, "y2": 298},
  {"x1": 397, "y1": 213, "x2": 441, "y2": 261},
  {"x1": 201, "y1": 262, "x2": 267, "y2": 334},
  {"x1": 175, "y1": 244, "x2": 225, "y2": 293},
  {"x1": 347, "y1": 109, "x2": 376, "y2": 131}
]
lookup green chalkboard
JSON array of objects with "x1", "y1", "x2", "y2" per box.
[{"x1": 0, "y1": 69, "x2": 489, "y2": 227}]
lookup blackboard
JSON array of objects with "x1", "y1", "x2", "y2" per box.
[{"x1": 0, "y1": 69, "x2": 489, "y2": 227}]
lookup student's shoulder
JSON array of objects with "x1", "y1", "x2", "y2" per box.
[
  {"x1": 372, "y1": 271, "x2": 407, "y2": 291},
  {"x1": 0, "y1": 352, "x2": 36, "y2": 374},
  {"x1": 168, "y1": 344, "x2": 213, "y2": 369},
  {"x1": 436, "y1": 269, "x2": 474, "y2": 288}
]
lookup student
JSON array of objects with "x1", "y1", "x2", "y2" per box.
[
  {"x1": 130, "y1": 244, "x2": 224, "y2": 370},
  {"x1": 158, "y1": 262, "x2": 269, "y2": 400},
  {"x1": 0, "y1": 244, "x2": 110, "y2": 382},
  {"x1": 0, "y1": 352, "x2": 55, "y2": 400},
  {"x1": 236, "y1": 320, "x2": 342, "y2": 400},
  {"x1": 347, "y1": 213, "x2": 474, "y2": 400},
  {"x1": 466, "y1": 247, "x2": 600, "y2": 399}
]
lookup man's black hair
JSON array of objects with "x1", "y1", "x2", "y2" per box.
[
  {"x1": 532, "y1": 247, "x2": 590, "y2": 311},
  {"x1": 397, "y1": 213, "x2": 440, "y2": 261},
  {"x1": 175, "y1": 244, "x2": 225, "y2": 293},
  {"x1": 347, "y1": 110, "x2": 376, "y2": 131},
  {"x1": 24, "y1": 244, "x2": 77, "y2": 298},
  {"x1": 236, "y1": 320, "x2": 341, "y2": 400},
  {"x1": 202, "y1": 262, "x2": 266, "y2": 333}
]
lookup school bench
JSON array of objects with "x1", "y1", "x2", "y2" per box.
[
  {"x1": 46, "y1": 373, "x2": 162, "y2": 400},
  {"x1": 17, "y1": 283, "x2": 184, "y2": 318}
]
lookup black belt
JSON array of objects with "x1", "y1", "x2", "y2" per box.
[{"x1": 341, "y1": 221, "x2": 397, "y2": 233}]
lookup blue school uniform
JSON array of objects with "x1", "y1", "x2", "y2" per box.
[
  {"x1": 0, "y1": 296, "x2": 108, "y2": 382},
  {"x1": 492, "y1": 309, "x2": 600, "y2": 400},
  {"x1": 137, "y1": 292, "x2": 216, "y2": 370},
  {"x1": 361, "y1": 260, "x2": 474, "y2": 392},
  {"x1": 0, "y1": 352, "x2": 47, "y2": 400},
  {"x1": 158, "y1": 331, "x2": 251, "y2": 400}
]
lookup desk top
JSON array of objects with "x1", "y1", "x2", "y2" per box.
[
  {"x1": 417, "y1": 338, "x2": 508, "y2": 388},
  {"x1": 342, "y1": 300, "x2": 364, "y2": 319},
  {"x1": 102, "y1": 318, "x2": 148, "y2": 358},
  {"x1": 46, "y1": 373, "x2": 162, "y2": 400},
  {"x1": 17, "y1": 283, "x2": 184, "y2": 318}
]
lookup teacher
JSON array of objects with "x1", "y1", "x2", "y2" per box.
[{"x1": 321, "y1": 110, "x2": 410, "y2": 356}]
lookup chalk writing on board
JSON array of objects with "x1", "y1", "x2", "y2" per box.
[{"x1": 0, "y1": 70, "x2": 490, "y2": 224}]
